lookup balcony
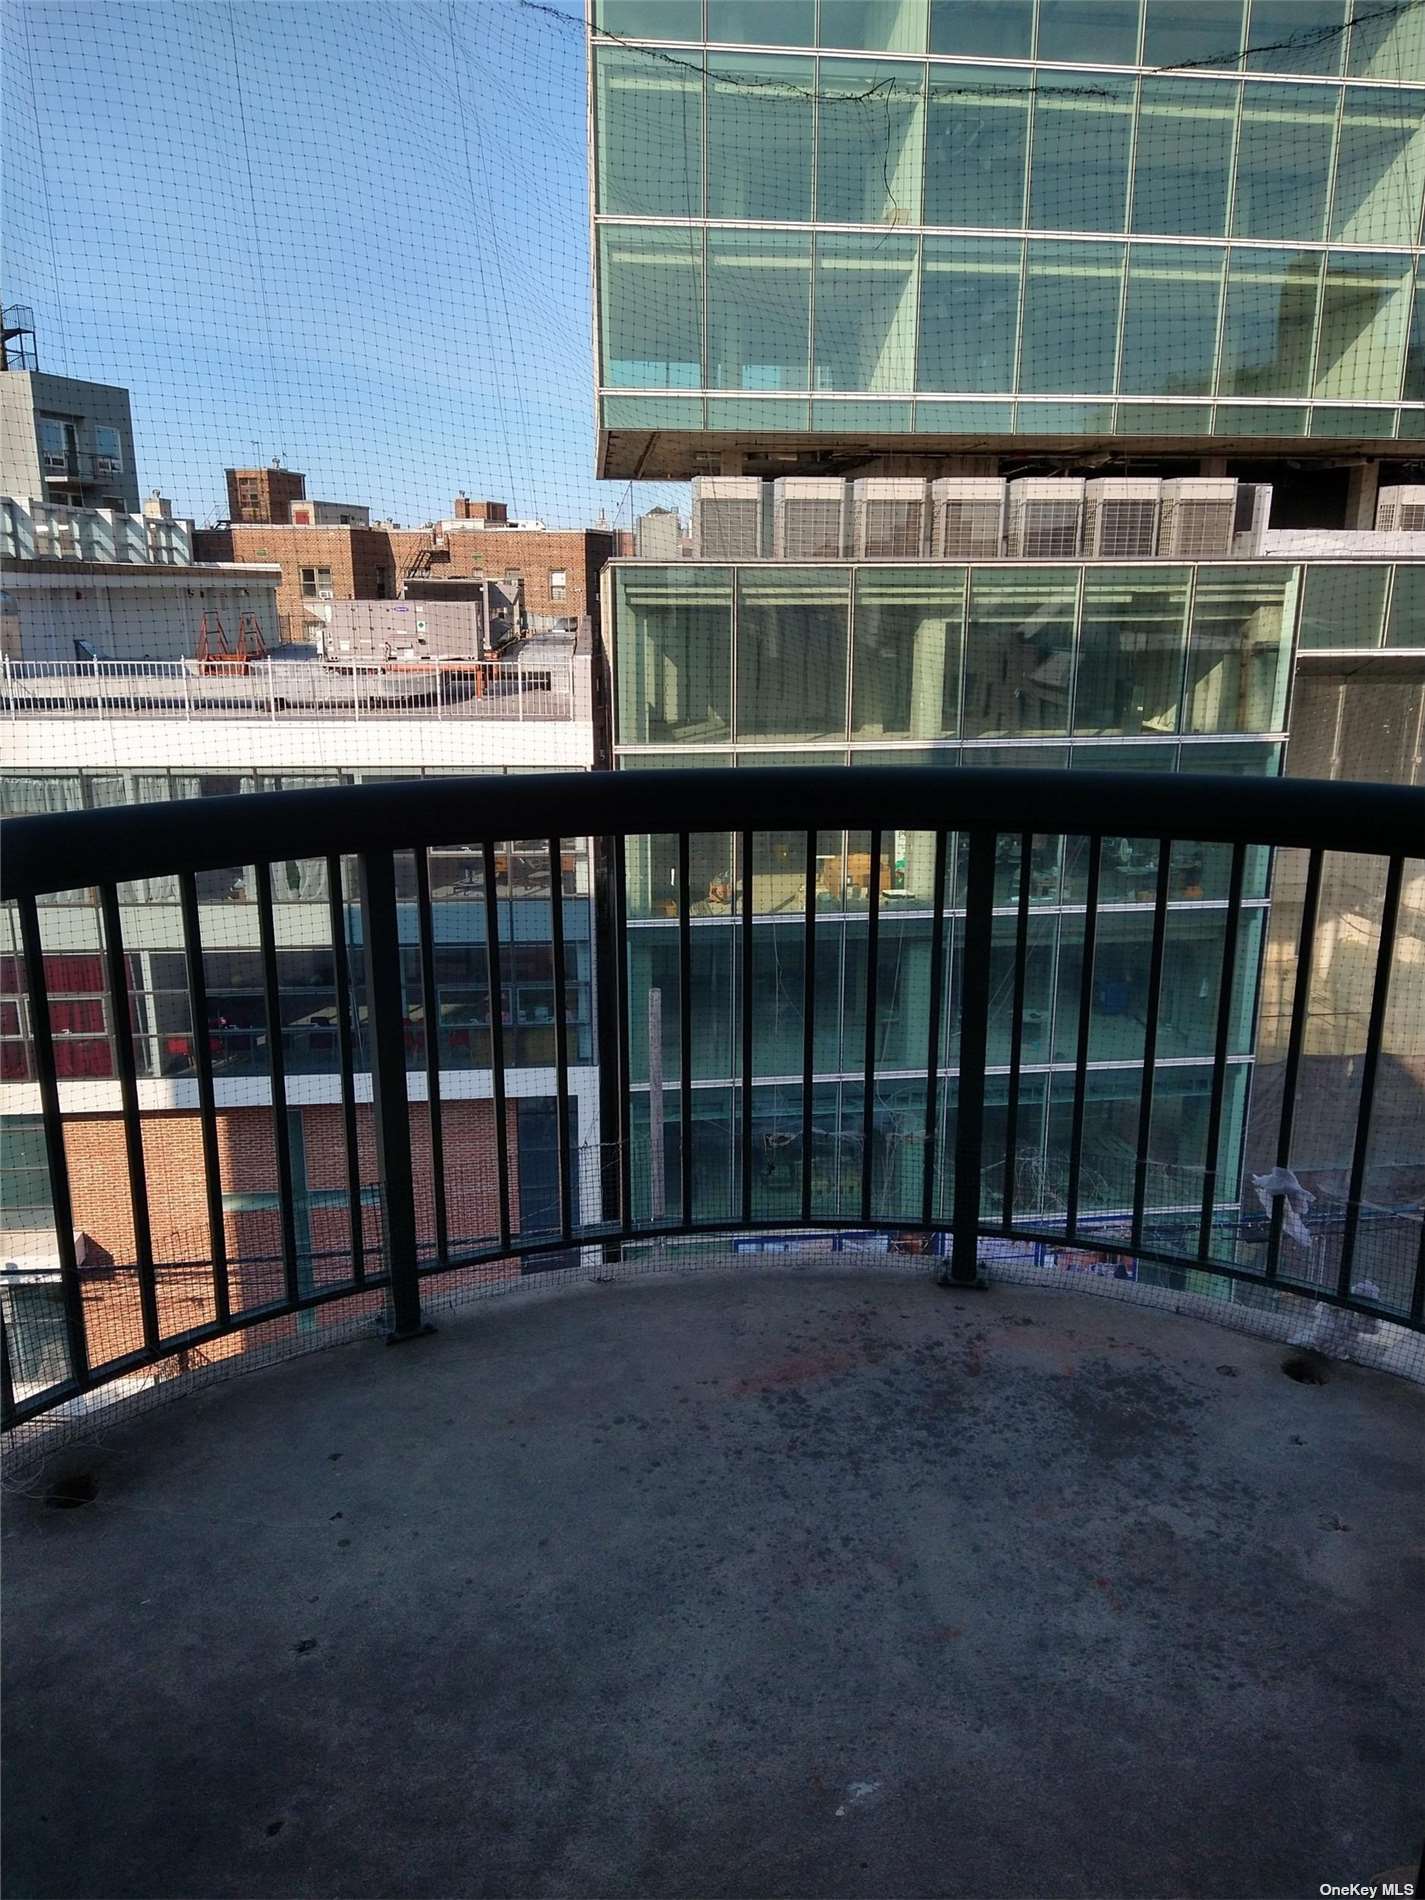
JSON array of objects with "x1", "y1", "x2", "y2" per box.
[
  {"x1": 3, "y1": 767, "x2": 1423, "y2": 1899},
  {"x1": 0, "y1": 651, "x2": 582, "y2": 724}
]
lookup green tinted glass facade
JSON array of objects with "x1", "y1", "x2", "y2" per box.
[{"x1": 591, "y1": 11, "x2": 1424, "y2": 457}]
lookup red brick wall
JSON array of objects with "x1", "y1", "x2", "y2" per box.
[{"x1": 58, "y1": 1097, "x2": 523, "y2": 1372}]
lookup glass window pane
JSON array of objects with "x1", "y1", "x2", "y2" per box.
[
  {"x1": 819, "y1": 0, "x2": 927, "y2": 52},
  {"x1": 816, "y1": 58, "x2": 924, "y2": 225},
  {"x1": 1119, "y1": 244, "x2": 1224, "y2": 395},
  {"x1": 1184, "y1": 566, "x2": 1293, "y2": 733},
  {"x1": 600, "y1": 225, "x2": 703, "y2": 389},
  {"x1": 1406, "y1": 272, "x2": 1425, "y2": 403},
  {"x1": 595, "y1": 0, "x2": 701, "y2": 33},
  {"x1": 962, "y1": 568, "x2": 1077, "y2": 738},
  {"x1": 737, "y1": 568, "x2": 850, "y2": 742},
  {"x1": 1218, "y1": 247, "x2": 1322, "y2": 396},
  {"x1": 1037, "y1": 0, "x2": 1141, "y2": 62},
  {"x1": 1131, "y1": 79, "x2": 1237, "y2": 237},
  {"x1": 917, "y1": 237, "x2": 1021, "y2": 391},
  {"x1": 925, "y1": 68, "x2": 1028, "y2": 228},
  {"x1": 1244, "y1": 0, "x2": 1347, "y2": 75},
  {"x1": 851, "y1": 567, "x2": 966, "y2": 740},
  {"x1": 615, "y1": 566, "x2": 732, "y2": 745},
  {"x1": 707, "y1": 229, "x2": 811, "y2": 390},
  {"x1": 1330, "y1": 89, "x2": 1425, "y2": 248},
  {"x1": 595, "y1": 46, "x2": 702, "y2": 218},
  {"x1": 708, "y1": 0, "x2": 816, "y2": 42},
  {"x1": 1298, "y1": 564, "x2": 1390, "y2": 649},
  {"x1": 1019, "y1": 241, "x2": 1124, "y2": 394},
  {"x1": 814, "y1": 234, "x2": 919, "y2": 390},
  {"x1": 1028, "y1": 72, "x2": 1134, "y2": 232},
  {"x1": 1143, "y1": 0, "x2": 1245, "y2": 67},
  {"x1": 1073, "y1": 567, "x2": 1190, "y2": 735},
  {"x1": 1231, "y1": 82, "x2": 1336, "y2": 240},
  {"x1": 929, "y1": 0, "x2": 1031, "y2": 57},
  {"x1": 1346, "y1": 0, "x2": 1425, "y2": 78},
  {"x1": 1385, "y1": 566, "x2": 1425, "y2": 646},
  {"x1": 1314, "y1": 251, "x2": 1413, "y2": 402},
  {"x1": 707, "y1": 53, "x2": 815, "y2": 220}
]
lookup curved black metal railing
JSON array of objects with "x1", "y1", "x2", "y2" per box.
[{"x1": 2, "y1": 767, "x2": 1422, "y2": 1427}]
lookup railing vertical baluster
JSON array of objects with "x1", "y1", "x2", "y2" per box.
[
  {"x1": 98, "y1": 883, "x2": 159, "y2": 1352},
  {"x1": 860, "y1": 829, "x2": 882, "y2": 1225},
  {"x1": 1065, "y1": 837, "x2": 1102, "y2": 1242},
  {"x1": 1265, "y1": 849, "x2": 1323, "y2": 1283},
  {"x1": 482, "y1": 839, "x2": 514, "y2": 1254},
  {"x1": 326, "y1": 855, "x2": 365, "y2": 1285},
  {"x1": 414, "y1": 848, "x2": 448, "y2": 1270},
  {"x1": 801, "y1": 829, "x2": 818, "y2": 1225},
  {"x1": 549, "y1": 837, "x2": 574, "y2": 1246},
  {"x1": 179, "y1": 872, "x2": 230, "y2": 1326},
  {"x1": 1130, "y1": 841, "x2": 1173, "y2": 1255},
  {"x1": 944, "y1": 829, "x2": 995, "y2": 1287},
  {"x1": 740, "y1": 828, "x2": 754, "y2": 1229},
  {"x1": 17, "y1": 894, "x2": 89, "y2": 1387},
  {"x1": 1001, "y1": 831, "x2": 1032, "y2": 1231},
  {"x1": 678, "y1": 831, "x2": 694, "y2": 1230},
  {"x1": 1197, "y1": 843, "x2": 1247, "y2": 1262},
  {"x1": 0, "y1": 1308, "x2": 15, "y2": 1427},
  {"x1": 610, "y1": 832, "x2": 633, "y2": 1239},
  {"x1": 358, "y1": 848, "x2": 427, "y2": 1340},
  {"x1": 256, "y1": 864, "x2": 300, "y2": 1309},
  {"x1": 921, "y1": 829, "x2": 949, "y2": 1230},
  {"x1": 1337, "y1": 855, "x2": 1404, "y2": 1301}
]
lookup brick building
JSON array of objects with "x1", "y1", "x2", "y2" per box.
[
  {"x1": 225, "y1": 465, "x2": 307, "y2": 525},
  {"x1": 194, "y1": 502, "x2": 617, "y2": 644}
]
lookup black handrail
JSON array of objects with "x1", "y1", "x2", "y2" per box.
[
  {"x1": 3, "y1": 768, "x2": 1421, "y2": 899},
  {"x1": 3, "y1": 766, "x2": 1422, "y2": 1431}
]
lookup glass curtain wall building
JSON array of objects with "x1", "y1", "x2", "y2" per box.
[
  {"x1": 591, "y1": 0, "x2": 1425, "y2": 475},
  {"x1": 606, "y1": 557, "x2": 1425, "y2": 1244}
]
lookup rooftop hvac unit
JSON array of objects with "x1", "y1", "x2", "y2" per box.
[
  {"x1": 771, "y1": 478, "x2": 847, "y2": 560},
  {"x1": 691, "y1": 476, "x2": 763, "y2": 561},
  {"x1": 1376, "y1": 485, "x2": 1425, "y2": 533},
  {"x1": 930, "y1": 478, "x2": 1006, "y2": 559},
  {"x1": 1083, "y1": 478, "x2": 1161, "y2": 558},
  {"x1": 1158, "y1": 478, "x2": 1238, "y2": 558},
  {"x1": 851, "y1": 478, "x2": 927, "y2": 559},
  {"x1": 1231, "y1": 482, "x2": 1273, "y2": 557},
  {"x1": 1006, "y1": 478, "x2": 1085, "y2": 558}
]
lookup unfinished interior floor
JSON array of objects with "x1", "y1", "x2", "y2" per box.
[{"x1": 4, "y1": 1263, "x2": 1423, "y2": 1900}]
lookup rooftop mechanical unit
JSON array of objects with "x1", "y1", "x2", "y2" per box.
[
  {"x1": 851, "y1": 478, "x2": 927, "y2": 558},
  {"x1": 1376, "y1": 486, "x2": 1425, "y2": 533},
  {"x1": 929, "y1": 478, "x2": 1006, "y2": 559},
  {"x1": 771, "y1": 478, "x2": 847, "y2": 560},
  {"x1": 1083, "y1": 478, "x2": 1161, "y2": 558},
  {"x1": 1006, "y1": 478, "x2": 1085, "y2": 558},
  {"x1": 1231, "y1": 482, "x2": 1273, "y2": 557},
  {"x1": 691, "y1": 476, "x2": 763, "y2": 561},
  {"x1": 1158, "y1": 478, "x2": 1238, "y2": 558}
]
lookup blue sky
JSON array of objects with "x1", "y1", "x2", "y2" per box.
[{"x1": 2, "y1": 0, "x2": 685, "y2": 528}]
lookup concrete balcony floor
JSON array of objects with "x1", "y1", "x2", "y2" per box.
[{"x1": 4, "y1": 1262, "x2": 1423, "y2": 1900}]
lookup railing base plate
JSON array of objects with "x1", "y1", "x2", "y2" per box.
[
  {"x1": 937, "y1": 1268, "x2": 990, "y2": 1292},
  {"x1": 386, "y1": 1322, "x2": 438, "y2": 1347}
]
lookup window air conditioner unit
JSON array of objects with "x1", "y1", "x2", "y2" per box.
[
  {"x1": 850, "y1": 478, "x2": 927, "y2": 558},
  {"x1": 691, "y1": 476, "x2": 763, "y2": 560},
  {"x1": 772, "y1": 478, "x2": 847, "y2": 559},
  {"x1": 1376, "y1": 485, "x2": 1425, "y2": 533},
  {"x1": 1083, "y1": 478, "x2": 1161, "y2": 558},
  {"x1": 1006, "y1": 478, "x2": 1085, "y2": 558},
  {"x1": 1158, "y1": 478, "x2": 1238, "y2": 558},
  {"x1": 1231, "y1": 482, "x2": 1273, "y2": 557},
  {"x1": 929, "y1": 478, "x2": 1006, "y2": 559}
]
